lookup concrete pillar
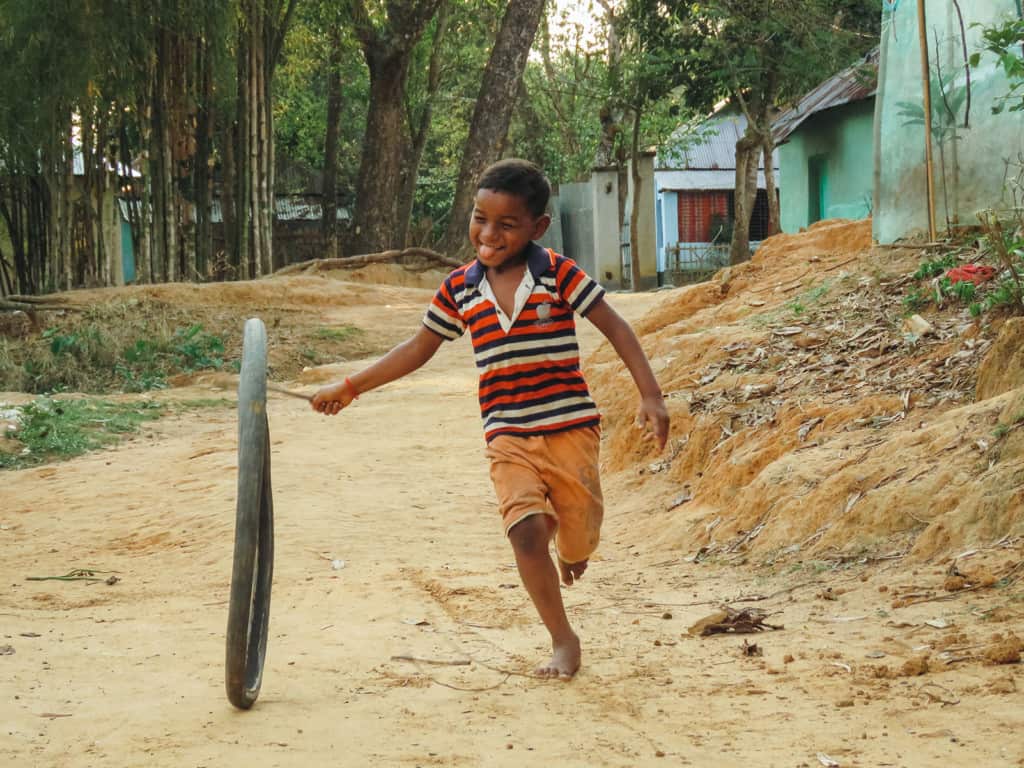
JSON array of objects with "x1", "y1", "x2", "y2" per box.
[{"x1": 590, "y1": 168, "x2": 622, "y2": 288}]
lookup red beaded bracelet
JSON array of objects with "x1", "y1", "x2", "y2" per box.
[{"x1": 344, "y1": 376, "x2": 359, "y2": 400}]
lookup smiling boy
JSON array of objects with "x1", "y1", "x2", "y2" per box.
[{"x1": 312, "y1": 159, "x2": 669, "y2": 679}]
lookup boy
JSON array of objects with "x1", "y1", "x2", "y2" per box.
[{"x1": 312, "y1": 159, "x2": 669, "y2": 679}]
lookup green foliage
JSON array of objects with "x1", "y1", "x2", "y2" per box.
[
  {"x1": 902, "y1": 287, "x2": 929, "y2": 313},
  {"x1": 0, "y1": 397, "x2": 164, "y2": 469},
  {"x1": 172, "y1": 324, "x2": 225, "y2": 372},
  {"x1": 970, "y1": 18, "x2": 1024, "y2": 114},
  {"x1": 913, "y1": 253, "x2": 958, "y2": 280}
]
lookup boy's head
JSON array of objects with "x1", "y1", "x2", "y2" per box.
[
  {"x1": 476, "y1": 158, "x2": 551, "y2": 217},
  {"x1": 470, "y1": 159, "x2": 552, "y2": 269}
]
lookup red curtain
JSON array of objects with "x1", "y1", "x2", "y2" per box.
[{"x1": 676, "y1": 190, "x2": 730, "y2": 242}]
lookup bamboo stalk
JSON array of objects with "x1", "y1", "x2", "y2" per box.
[{"x1": 916, "y1": 0, "x2": 937, "y2": 241}]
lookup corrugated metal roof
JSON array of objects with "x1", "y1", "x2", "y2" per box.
[
  {"x1": 209, "y1": 196, "x2": 350, "y2": 224},
  {"x1": 772, "y1": 48, "x2": 879, "y2": 143},
  {"x1": 659, "y1": 110, "x2": 777, "y2": 171}
]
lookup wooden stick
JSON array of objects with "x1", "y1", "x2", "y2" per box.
[
  {"x1": 390, "y1": 654, "x2": 472, "y2": 667},
  {"x1": 916, "y1": 0, "x2": 938, "y2": 240},
  {"x1": 266, "y1": 382, "x2": 312, "y2": 402}
]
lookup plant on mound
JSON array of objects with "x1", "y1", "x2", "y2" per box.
[{"x1": 0, "y1": 397, "x2": 165, "y2": 469}]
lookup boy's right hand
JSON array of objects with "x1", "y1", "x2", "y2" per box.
[{"x1": 311, "y1": 380, "x2": 356, "y2": 416}]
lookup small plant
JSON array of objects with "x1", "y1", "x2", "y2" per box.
[
  {"x1": 172, "y1": 324, "x2": 225, "y2": 372},
  {"x1": 913, "y1": 253, "x2": 958, "y2": 280},
  {"x1": 903, "y1": 287, "x2": 929, "y2": 313}
]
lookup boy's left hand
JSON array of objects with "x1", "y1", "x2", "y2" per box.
[{"x1": 636, "y1": 394, "x2": 669, "y2": 451}]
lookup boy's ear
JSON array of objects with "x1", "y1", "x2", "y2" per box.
[{"x1": 531, "y1": 213, "x2": 551, "y2": 240}]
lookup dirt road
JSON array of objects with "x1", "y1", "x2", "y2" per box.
[{"x1": 2, "y1": 289, "x2": 1022, "y2": 767}]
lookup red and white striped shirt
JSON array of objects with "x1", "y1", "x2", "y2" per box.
[{"x1": 423, "y1": 243, "x2": 605, "y2": 442}]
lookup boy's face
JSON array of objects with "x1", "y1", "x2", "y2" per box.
[{"x1": 469, "y1": 189, "x2": 550, "y2": 270}]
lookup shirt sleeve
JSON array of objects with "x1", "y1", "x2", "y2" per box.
[
  {"x1": 422, "y1": 275, "x2": 466, "y2": 340},
  {"x1": 553, "y1": 256, "x2": 606, "y2": 316}
]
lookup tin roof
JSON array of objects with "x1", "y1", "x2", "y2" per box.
[
  {"x1": 658, "y1": 109, "x2": 777, "y2": 172},
  {"x1": 772, "y1": 48, "x2": 879, "y2": 144},
  {"x1": 209, "y1": 196, "x2": 350, "y2": 223}
]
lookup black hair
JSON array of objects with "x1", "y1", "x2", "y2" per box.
[{"x1": 476, "y1": 158, "x2": 551, "y2": 218}]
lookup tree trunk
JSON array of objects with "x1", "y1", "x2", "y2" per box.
[
  {"x1": 762, "y1": 136, "x2": 779, "y2": 238},
  {"x1": 349, "y1": 0, "x2": 440, "y2": 255},
  {"x1": 438, "y1": 0, "x2": 546, "y2": 257},
  {"x1": 195, "y1": 37, "x2": 215, "y2": 279},
  {"x1": 350, "y1": 49, "x2": 417, "y2": 254},
  {"x1": 628, "y1": 109, "x2": 642, "y2": 291},
  {"x1": 321, "y1": 26, "x2": 344, "y2": 259},
  {"x1": 234, "y1": 0, "x2": 296, "y2": 277},
  {"x1": 730, "y1": 126, "x2": 760, "y2": 265},
  {"x1": 397, "y1": 1, "x2": 449, "y2": 248}
]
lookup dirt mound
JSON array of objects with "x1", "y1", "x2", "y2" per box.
[
  {"x1": 976, "y1": 317, "x2": 1024, "y2": 401},
  {"x1": 590, "y1": 219, "x2": 1023, "y2": 562}
]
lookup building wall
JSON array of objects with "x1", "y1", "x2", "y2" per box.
[
  {"x1": 779, "y1": 98, "x2": 876, "y2": 233},
  {"x1": 874, "y1": 0, "x2": 1024, "y2": 243}
]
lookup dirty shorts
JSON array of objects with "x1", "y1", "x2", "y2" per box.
[{"x1": 485, "y1": 426, "x2": 603, "y2": 564}]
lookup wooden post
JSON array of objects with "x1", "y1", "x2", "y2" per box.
[{"x1": 916, "y1": 0, "x2": 937, "y2": 240}]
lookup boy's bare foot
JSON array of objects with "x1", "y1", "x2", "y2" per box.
[
  {"x1": 558, "y1": 557, "x2": 588, "y2": 585},
  {"x1": 535, "y1": 633, "x2": 581, "y2": 680}
]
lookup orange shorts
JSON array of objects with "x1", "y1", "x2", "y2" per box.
[{"x1": 485, "y1": 426, "x2": 603, "y2": 564}]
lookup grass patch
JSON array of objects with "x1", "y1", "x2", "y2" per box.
[
  {"x1": 0, "y1": 397, "x2": 165, "y2": 469},
  {"x1": 314, "y1": 325, "x2": 362, "y2": 342}
]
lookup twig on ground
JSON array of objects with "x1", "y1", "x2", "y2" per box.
[{"x1": 390, "y1": 655, "x2": 471, "y2": 667}]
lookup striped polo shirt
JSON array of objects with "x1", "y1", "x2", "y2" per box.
[{"x1": 423, "y1": 242, "x2": 605, "y2": 442}]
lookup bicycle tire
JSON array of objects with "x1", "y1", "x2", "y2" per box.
[{"x1": 225, "y1": 318, "x2": 275, "y2": 710}]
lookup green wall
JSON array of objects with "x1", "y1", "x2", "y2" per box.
[
  {"x1": 874, "y1": 0, "x2": 1024, "y2": 243},
  {"x1": 780, "y1": 98, "x2": 876, "y2": 233}
]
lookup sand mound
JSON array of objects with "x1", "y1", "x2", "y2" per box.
[
  {"x1": 590, "y1": 218, "x2": 1022, "y2": 562},
  {"x1": 976, "y1": 317, "x2": 1024, "y2": 401}
]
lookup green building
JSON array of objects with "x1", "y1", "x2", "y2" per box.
[{"x1": 774, "y1": 51, "x2": 878, "y2": 234}]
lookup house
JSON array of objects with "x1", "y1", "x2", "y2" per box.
[
  {"x1": 557, "y1": 157, "x2": 659, "y2": 292},
  {"x1": 72, "y1": 150, "x2": 140, "y2": 287},
  {"x1": 655, "y1": 108, "x2": 779, "y2": 286},
  {"x1": 210, "y1": 196, "x2": 351, "y2": 267},
  {"x1": 772, "y1": 49, "x2": 878, "y2": 234},
  {"x1": 874, "y1": 0, "x2": 1024, "y2": 243}
]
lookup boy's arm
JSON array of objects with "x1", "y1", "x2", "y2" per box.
[
  {"x1": 584, "y1": 298, "x2": 669, "y2": 449},
  {"x1": 311, "y1": 326, "x2": 444, "y2": 415}
]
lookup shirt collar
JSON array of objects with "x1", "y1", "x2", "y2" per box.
[{"x1": 464, "y1": 242, "x2": 551, "y2": 290}]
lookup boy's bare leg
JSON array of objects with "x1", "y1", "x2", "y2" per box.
[{"x1": 508, "y1": 514, "x2": 581, "y2": 679}]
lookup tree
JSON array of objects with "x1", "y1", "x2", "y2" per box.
[
  {"x1": 610, "y1": 0, "x2": 706, "y2": 289},
  {"x1": 347, "y1": 0, "x2": 443, "y2": 255},
  {"x1": 685, "y1": 0, "x2": 879, "y2": 264},
  {"x1": 438, "y1": 0, "x2": 547, "y2": 257},
  {"x1": 232, "y1": 0, "x2": 298, "y2": 278}
]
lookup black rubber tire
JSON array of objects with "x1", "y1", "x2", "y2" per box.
[{"x1": 225, "y1": 318, "x2": 275, "y2": 710}]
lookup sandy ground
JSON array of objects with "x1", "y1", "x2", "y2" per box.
[{"x1": 2, "y1": 288, "x2": 1023, "y2": 768}]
